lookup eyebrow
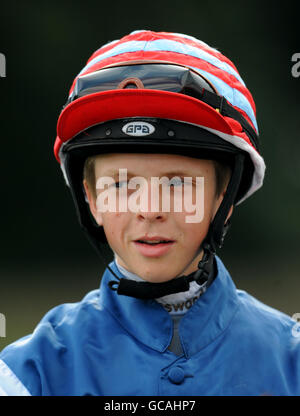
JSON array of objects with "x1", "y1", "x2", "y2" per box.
[
  {"x1": 98, "y1": 169, "x2": 198, "y2": 178},
  {"x1": 158, "y1": 171, "x2": 196, "y2": 177}
]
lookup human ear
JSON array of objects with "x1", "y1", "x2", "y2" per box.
[
  {"x1": 83, "y1": 179, "x2": 103, "y2": 226},
  {"x1": 212, "y1": 188, "x2": 234, "y2": 224},
  {"x1": 219, "y1": 186, "x2": 234, "y2": 223}
]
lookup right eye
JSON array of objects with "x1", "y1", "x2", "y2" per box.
[{"x1": 114, "y1": 181, "x2": 128, "y2": 189}]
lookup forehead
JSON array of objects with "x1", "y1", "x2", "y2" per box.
[{"x1": 93, "y1": 153, "x2": 215, "y2": 176}]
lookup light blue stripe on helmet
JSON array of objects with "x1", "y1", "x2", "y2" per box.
[
  {"x1": 171, "y1": 32, "x2": 221, "y2": 54},
  {"x1": 191, "y1": 67, "x2": 258, "y2": 132},
  {"x1": 76, "y1": 39, "x2": 245, "y2": 87},
  {"x1": 146, "y1": 40, "x2": 245, "y2": 87},
  {"x1": 77, "y1": 40, "x2": 148, "y2": 77}
]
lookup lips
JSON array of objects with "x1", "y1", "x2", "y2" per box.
[
  {"x1": 133, "y1": 236, "x2": 175, "y2": 257},
  {"x1": 134, "y1": 235, "x2": 174, "y2": 244},
  {"x1": 136, "y1": 239, "x2": 173, "y2": 245}
]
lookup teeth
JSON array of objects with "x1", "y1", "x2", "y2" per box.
[{"x1": 138, "y1": 240, "x2": 170, "y2": 244}]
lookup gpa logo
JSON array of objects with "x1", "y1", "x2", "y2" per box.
[{"x1": 122, "y1": 121, "x2": 155, "y2": 136}]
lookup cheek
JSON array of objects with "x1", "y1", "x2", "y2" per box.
[
  {"x1": 173, "y1": 211, "x2": 209, "y2": 247},
  {"x1": 174, "y1": 189, "x2": 218, "y2": 247},
  {"x1": 179, "y1": 181, "x2": 217, "y2": 225},
  {"x1": 101, "y1": 212, "x2": 128, "y2": 243},
  {"x1": 203, "y1": 178, "x2": 220, "y2": 220},
  {"x1": 185, "y1": 221, "x2": 210, "y2": 246}
]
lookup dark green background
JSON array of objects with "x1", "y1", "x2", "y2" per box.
[{"x1": 1, "y1": 0, "x2": 299, "y2": 347}]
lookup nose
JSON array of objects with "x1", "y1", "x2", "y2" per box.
[
  {"x1": 134, "y1": 179, "x2": 167, "y2": 222},
  {"x1": 136, "y1": 211, "x2": 166, "y2": 222}
]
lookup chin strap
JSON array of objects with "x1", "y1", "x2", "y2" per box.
[
  {"x1": 91, "y1": 153, "x2": 244, "y2": 300},
  {"x1": 107, "y1": 243, "x2": 216, "y2": 300}
]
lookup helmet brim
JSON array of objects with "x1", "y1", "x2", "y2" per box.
[{"x1": 55, "y1": 89, "x2": 234, "y2": 160}]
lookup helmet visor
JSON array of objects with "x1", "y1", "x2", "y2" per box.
[{"x1": 68, "y1": 63, "x2": 217, "y2": 104}]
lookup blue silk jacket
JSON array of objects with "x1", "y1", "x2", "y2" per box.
[{"x1": 0, "y1": 256, "x2": 300, "y2": 396}]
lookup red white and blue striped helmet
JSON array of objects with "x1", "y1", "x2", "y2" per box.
[
  {"x1": 55, "y1": 30, "x2": 265, "y2": 206},
  {"x1": 54, "y1": 29, "x2": 266, "y2": 272}
]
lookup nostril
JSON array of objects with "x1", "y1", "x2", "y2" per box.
[{"x1": 137, "y1": 212, "x2": 165, "y2": 221}]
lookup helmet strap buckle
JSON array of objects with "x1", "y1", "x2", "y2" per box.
[{"x1": 194, "y1": 242, "x2": 216, "y2": 287}]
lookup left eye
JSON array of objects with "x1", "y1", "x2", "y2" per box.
[{"x1": 169, "y1": 178, "x2": 184, "y2": 187}]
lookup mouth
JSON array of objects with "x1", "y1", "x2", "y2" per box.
[
  {"x1": 135, "y1": 239, "x2": 174, "y2": 245},
  {"x1": 133, "y1": 236, "x2": 175, "y2": 257}
]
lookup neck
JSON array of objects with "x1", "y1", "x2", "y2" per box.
[{"x1": 114, "y1": 257, "x2": 209, "y2": 316}]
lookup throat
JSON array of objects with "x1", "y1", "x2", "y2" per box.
[{"x1": 114, "y1": 257, "x2": 205, "y2": 316}]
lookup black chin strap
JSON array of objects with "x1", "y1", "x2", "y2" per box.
[
  {"x1": 90, "y1": 153, "x2": 245, "y2": 300},
  {"x1": 107, "y1": 244, "x2": 216, "y2": 300}
]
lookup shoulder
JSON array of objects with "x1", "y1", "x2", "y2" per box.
[
  {"x1": 38, "y1": 288, "x2": 101, "y2": 329},
  {"x1": 234, "y1": 289, "x2": 300, "y2": 350},
  {"x1": 0, "y1": 288, "x2": 100, "y2": 396},
  {"x1": 226, "y1": 289, "x2": 300, "y2": 393},
  {"x1": 236, "y1": 289, "x2": 294, "y2": 327},
  {"x1": 216, "y1": 257, "x2": 298, "y2": 341}
]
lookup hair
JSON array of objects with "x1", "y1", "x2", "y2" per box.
[
  {"x1": 212, "y1": 160, "x2": 232, "y2": 197},
  {"x1": 83, "y1": 155, "x2": 97, "y2": 199},
  {"x1": 83, "y1": 155, "x2": 231, "y2": 201}
]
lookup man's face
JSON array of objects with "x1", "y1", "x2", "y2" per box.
[{"x1": 84, "y1": 153, "x2": 228, "y2": 283}]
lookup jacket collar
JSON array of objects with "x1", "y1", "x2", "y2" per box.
[{"x1": 98, "y1": 256, "x2": 239, "y2": 358}]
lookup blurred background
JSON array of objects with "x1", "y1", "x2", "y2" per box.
[{"x1": 0, "y1": 0, "x2": 299, "y2": 347}]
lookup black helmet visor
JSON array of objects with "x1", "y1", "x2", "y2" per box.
[{"x1": 68, "y1": 63, "x2": 217, "y2": 104}]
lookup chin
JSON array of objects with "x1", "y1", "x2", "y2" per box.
[{"x1": 139, "y1": 269, "x2": 178, "y2": 284}]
